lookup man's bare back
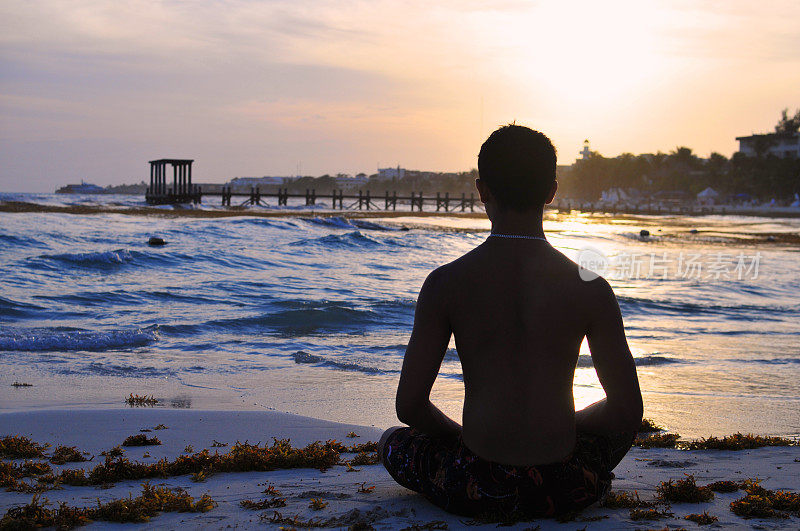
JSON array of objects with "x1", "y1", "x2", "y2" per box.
[
  {"x1": 389, "y1": 126, "x2": 642, "y2": 469},
  {"x1": 445, "y1": 237, "x2": 589, "y2": 464},
  {"x1": 395, "y1": 234, "x2": 641, "y2": 466}
]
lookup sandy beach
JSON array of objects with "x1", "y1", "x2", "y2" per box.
[{"x1": 2, "y1": 409, "x2": 799, "y2": 529}]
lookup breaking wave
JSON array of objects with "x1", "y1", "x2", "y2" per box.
[
  {"x1": 292, "y1": 351, "x2": 388, "y2": 374},
  {"x1": 0, "y1": 326, "x2": 160, "y2": 352}
]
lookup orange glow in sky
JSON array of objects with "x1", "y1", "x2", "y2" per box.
[{"x1": 1, "y1": 1, "x2": 798, "y2": 190}]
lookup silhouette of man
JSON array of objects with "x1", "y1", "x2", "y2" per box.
[{"x1": 379, "y1": 125, "x2": 643, "y2": 519}]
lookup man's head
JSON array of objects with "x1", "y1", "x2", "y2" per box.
[{"x1": 477, "y1": 125, "x2": 557, "y2": 211}]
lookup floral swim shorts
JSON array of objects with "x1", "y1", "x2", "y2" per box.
[{"x1": 381, "y1": 427, "x2": 634, "y2": 518}]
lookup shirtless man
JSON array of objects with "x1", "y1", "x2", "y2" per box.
[{"x1": 379, "y1": 125, "x2": 643, "y2": 519}]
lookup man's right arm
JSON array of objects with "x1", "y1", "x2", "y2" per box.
[{"x1": 576, "y1": 277, "x2": 643, "y2": 434}]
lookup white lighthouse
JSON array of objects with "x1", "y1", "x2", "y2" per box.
[{"x1": 579, "y1": 139, "x2": 591, "y2": 161}]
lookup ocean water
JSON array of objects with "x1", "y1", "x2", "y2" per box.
[{"x1": 1, "y1": 194, "x2": 799, "y2": 438}]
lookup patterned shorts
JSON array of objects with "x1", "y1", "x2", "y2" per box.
[{"x1": 381, "y1": 428, "x2": 632, "y2": 518}]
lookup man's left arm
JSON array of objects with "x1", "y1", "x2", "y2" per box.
[{"x1": 395, "y1": 267, "x2": 461, "y2": 438}]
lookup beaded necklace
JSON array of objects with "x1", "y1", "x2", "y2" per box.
[{"x1": 489, "y1": 233, "x2": 548, "y2": 242}]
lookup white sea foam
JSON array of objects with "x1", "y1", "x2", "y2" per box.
[{"x1": 0, "y1": 326, "x2": 159, "y2": 352}]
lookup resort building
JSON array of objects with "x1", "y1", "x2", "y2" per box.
[
  {"x1": 736, "y1": 132, "x2": 799, "y2": 158},
  {"x1": 377, "y1": 166, "x2": 406, "y2": 180}
]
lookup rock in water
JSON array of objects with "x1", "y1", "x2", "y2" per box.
[{"x1": 148, "y1": 237, "x2": 166, "y2": 246}]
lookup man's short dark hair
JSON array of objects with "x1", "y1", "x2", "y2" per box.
[{"x1": 478, "y1": 124, "x2": 557, "y2": 211}]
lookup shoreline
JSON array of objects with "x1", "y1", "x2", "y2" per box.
[
  {"x1": 2, "y1": 409, "x2": 799, "y2": 529},
  {"x1": 3, "y1": 199, "x2": 800, "y2": 220}
]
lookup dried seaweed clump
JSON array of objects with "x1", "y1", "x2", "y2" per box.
[
  {"x1": 0, "y1": 484, "x2": 216, "y2": 529},
  {"x1": 240, "y1": 497, "x2": 286, "y2": 510},
  {"x1": 0, "y1": 495, "x2": 91, "y2": 530},
  {"x1": 0, "y1": 461, "x2": 58, "y2": 493},
  {"x1": 684, "y1": 433, "x2": 798, "y2": 450},
  {"x1": 348, "y1": 441, "x2": 378, "y2": 453},
  {"x1": 50, "y1": 446, "x2": 88, "y2": 465},
  {"x1": 57, "y1": 438, "x2": 341, "y2": 488},
  {"x1": 739, "y1": 478, "x2": 769, "y2": 496},
  {"x1": 268, "y1": 507, "x2": 390, "y2": 529},
  {"x1": 94, "y1": 482, "x2": 216, "y2": 522},
  {"x1": 638, "y1": 418, "x2": 664, "y2": 433},
  {"x1": 707, "y1": 480, "x2": 740, "y2": 493},
  {"x1": 730, "y1": 485, "x2": 800, "y2": 519},
  {"x1": 629, "y1": 507, "x2": 673, "y2": 521},
  {"x1": 124, "y1": 394, "x2": 158, "y2": 406},
  {"x1": 0, "y1": 435, "x2": 49, "y2": 459},
  {"x1": 601, "y1": 490, "x2": 654, "y2": 509},
  {"x1": 656, "y1": 475, "x2": 714, "y2": 503},
  {"x1": 635, "y1": 432, "x2": 680, "y2": 449},
  {"x1": 309, "y1": 498, "x2": 329, "y2": 510},
  {"x1": 350, "y1": 451, "x2": 380, "y2": 466},
  {"x1": 122, "y1": 435, "x2": 161, "y2": 447},
  {"x1": 684, "y1": 511, "x2": 718, "y2": 524}
]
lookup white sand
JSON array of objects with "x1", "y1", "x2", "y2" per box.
[{"x1": 1, "y1": 409, "x2": 799, "y2": 529}]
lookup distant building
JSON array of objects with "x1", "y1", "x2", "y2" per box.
[
  {"x1": 377, "y1": 166, "x2": 405, "y2": 180},
  {"x1": 55, "y1": 181, "x2": 105, "y2": 194},
  {"x1": 334, "y1": 173, "x2": 368, "y2": 189},
  {"x1": 697, "y1": 187, "x2": 720, "y2": 206},
  {"x1": 736, "y1": 132, "x2": 799, "y2": 158},
  {"x1": 228, "y1": 176, "x2": 293, "y2": 189}
]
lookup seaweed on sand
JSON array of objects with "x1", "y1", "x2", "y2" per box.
[
  {"x1": 730, "y1": 495, "x2": 786, "y2": 519},
  {"x1": 738, "y1": 478, "x2": 769, "y2": 496},
  {"x1": 401, "y1": 522, "x2": 448, "y2": 530},
  {"x1": 656, "y1": 475, "x2": 714, "y2": 503},
  {"x1": 309, "y1": 498, "x2": 329, "y2": 510},
  {"x1": 635, "y1": 433, "x2": 680, "y2": 449},
  {"x1": 601, "y1": 490, "x2": 655, "y2": 509},
  {"x1": 57, "y1": 439, "x2": 341, "y2": 488},
  {"x1": 357, "y1": 482, "x2": 375, "y2": 493},
  {"x1": 0, "y1": 435, "x2": 48, "y2": 459},
  {"x1": 729, "y1": 485, "x2": 800, "y2": 518},
  {"x1": 707, "y1": 480, "x2": 740, "y2": 493},
  {"x1": 0, "y1": 484, "x2": 216, "y2": 529},
  {"x1": 684, "y1": 511, "x2": 718, "y2": 524},
  {"x1": 0, "y1": 494, "x2": 92, "y2": 530},
  {"x1": 50, "y1": 446, "x2": 88, "y2": 465},
  {"x1": 348, "y1": 441, "x2": 378, "y2": 453},
  {"x1": 240, "y1": 497, "x2": 286, "y2": 510},
  {"x1": 350, "y1": 451, "x2": 380, "y2": 466},
  {"x1": 124, "y1": 394, "x2": 158, "y2": 406},
  {"x1": 92, "y1": 482, "x2": 216, "y2": 522},
  {"x1": 267, "y1": 507, "x2": 390, "y2": 528},
  {"x1": 683, "y1": 433, "x2": 798, "y2": 450},
  {"x1": 638, "y1": 418, "x2": 664, "y2": 433},
  {"x1": 122, "y1": 434, "x2": 161, "y2": 447},
  {"x1": 629, "y1": 507, "x2": 674, "y2": 521},
  {"x1": 101, "y1": 446, "x2": 124, "y2": 457}
]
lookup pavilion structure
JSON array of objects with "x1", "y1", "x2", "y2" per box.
[{"x1": 146, "y1": 159, "x2": 197, "y2": 205}]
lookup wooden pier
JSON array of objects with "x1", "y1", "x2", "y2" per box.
[
  {"x1": 144, "y1": 158, "x2": 479, "y2": 211},
  {"x1": 213, "y1": 187, "x2": 478, "y2": 212}
]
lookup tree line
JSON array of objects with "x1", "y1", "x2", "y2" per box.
[
  {"x1": 277, "y1": 108, "x2": 800, "y2": 202},
  {"x1": 559, "y1": 109, "x2": 799, "y2": 201}
]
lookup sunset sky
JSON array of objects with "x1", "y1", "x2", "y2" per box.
[{"x1": 1, "y1": 0, "x2": 799, "y2": 192}]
